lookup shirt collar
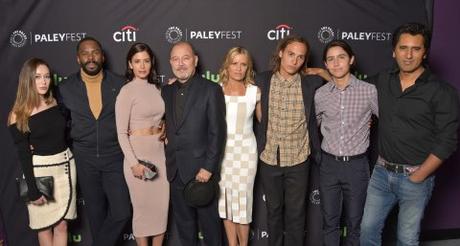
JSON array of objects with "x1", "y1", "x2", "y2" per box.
[
  {"x1": 390, "y1": 67, "x2": 431, "y2": 85},
  {"x1": 175, "y1": 76, "x2": 193, "y2": 89},
  {"x1": 274, "y1": 72, "x2": 301, "y2": 87},
  {"x1": 328, "y1": 74, "x2": 357, "y2": 92}
]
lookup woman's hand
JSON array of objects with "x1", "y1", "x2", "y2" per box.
[
  {"x1": 131, "y1": 164, "x2": 145, "y2": 179},
  {"x1": 31, "y1": 195, "x2": 47, "y2": 206}
]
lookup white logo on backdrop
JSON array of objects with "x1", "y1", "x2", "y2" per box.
[
  {"x1": 318, "y1": 26, "x2": 335, "y2": 43},
  {"x1": 10, "y1": 30, "x2": 28, "y2": 47},
  {"x1": 165, "y1": 26, "x2": 183, "y2": 44}
]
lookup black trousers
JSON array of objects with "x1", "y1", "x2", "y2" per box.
[
  {"x1": 319, "y1": 153, "x2": 369, "y2": 246},
  {"x1": 170, "y1": 175, "x2": 222, "y2": 246},
  {"x1": 74, "y1": 152, "x2": 131, "y2": 246},
  {"x1": 260, "y1": 160, "x2": 309, "y2": 246}
]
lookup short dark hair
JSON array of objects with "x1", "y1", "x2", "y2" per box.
[
  {"x1": 125, "y1": 42, "x2": 160, "y2": 88},
  {"x1": 271, "y1": 35, "x2": 310, "y2": 73},
  {"x1": 76, "y1": 36, "x2": 103, "y2": 53},
  {"x1": 322, "y1": 40, "x2": 355, "y2": 64},
  {"x1": 392, "y1": 23, "x2": 431, "y2": 52}
]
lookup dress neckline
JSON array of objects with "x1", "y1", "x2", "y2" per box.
[
  {"x1": 223, "y1": 84, "x2": 251, "y2": 97},
  {"x1": 30, "y1": 105, "x2": 58, "y2": 118}
]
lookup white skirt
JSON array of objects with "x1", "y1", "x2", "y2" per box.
[{"x1": 27, "y1": 148, "x2": 77, "y2": 230}]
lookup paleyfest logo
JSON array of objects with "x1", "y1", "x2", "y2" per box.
[
  {"x1": 113, "y1": 25, "x2": 138, "y2": 42},
  {"x1": 165, "y1": 26, "x2": 242, "y2": 43},
  {"x1": 10, "y1": 30, "x2": 28, "y2": 47},
  {"x1": 318, "y1": 26, "x2": 335, "y2": 44},
  {"x1": 317, "y1": 26, "x2": 392, "y2": 43},
  {"x1": 10, "y1": 30, "x2": 86, "y2": 47},
  {"x1": 165, "y1": 26, "x2": 183, "y2": 44},
  {"x1": 267, "y1": 24, "x2": 292, "y2": 41}
]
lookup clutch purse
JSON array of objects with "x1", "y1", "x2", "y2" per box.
[
  {"x1": 16, "y1": 176, "x2": 54, "y2": 202},
  {"x1": 138, "y1": 159, "x2": 158, "y2": 180}
]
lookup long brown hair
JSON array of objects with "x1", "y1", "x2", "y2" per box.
[
  {"x1": 125, "y1": 42, "x2": 160, "y2": 88},
  {"x1": 9, "y1": 58, "x2": 54, "y2": 132},
  {"x1": 218, "y1": 47, "x2": 255, "y2": 87},
  {"x1": 271, "y1": 35, "x2": 310, "y2": 73}
]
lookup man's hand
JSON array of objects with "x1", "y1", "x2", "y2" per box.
[
  {"x1": 158, "y1": 120, "x2": 166, "y2": 142},
  {"x1": 195, "y1": 168, "x2": 212, "y2": 182},
  {"x1": 408, "y1": 166, "x2": 424, "y2": 183},
  {"x1": 303, "y1": 67, "x2": 332, "y2": 81}
]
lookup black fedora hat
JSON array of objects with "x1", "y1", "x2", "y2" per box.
[{"x1": 183, "y1": 178, "x2": 218, "y2": 207}]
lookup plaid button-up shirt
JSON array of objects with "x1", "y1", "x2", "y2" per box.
[
  {"x1": 260, "y1": 72, "x2": 310, "y2": 166},
  {"x1": 314, "y1": 75, "x2": 378, "y2": 156}
]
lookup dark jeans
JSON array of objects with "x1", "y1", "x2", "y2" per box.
[
  {"x1": 320, "y1": 153, "x2": 369, "y2": 246},
  {"x1": 260, "y1": 160, "x2": 309, "y2": 246},
  {"x1": 74, "y1": 152, "x2": 131, "y2": 246}
]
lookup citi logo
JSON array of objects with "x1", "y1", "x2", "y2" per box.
[
  {"x1": 267, "y1": 24, "x2": 292, "y2": 40},
  {"x1": 113, "y1": 25, "x2": 138, "y2": 42}
]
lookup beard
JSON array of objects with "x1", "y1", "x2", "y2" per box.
[{"x1": 81, "y1": 61, "x2": 103, "y2": 76}]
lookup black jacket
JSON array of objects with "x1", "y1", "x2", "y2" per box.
[
  {"x1": 57, "y1": 70, "x2": 124, "y2": 157},
  {"x1": 255, "y1": 71, "x2": 323, "y2": 165},
  {"x1": 161, "y1": 75, "x2": 227, "y2": 183}
]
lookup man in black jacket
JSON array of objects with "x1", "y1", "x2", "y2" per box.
[
  {"x1": 256, "y1": 36, "x2": 322, "y2": 246},
  {"x1": 58, "y1": 37, "x2": 130, "y2": 246},
  {"x1": 162, "y1": 41, "x2": 226, "y2": 246}
]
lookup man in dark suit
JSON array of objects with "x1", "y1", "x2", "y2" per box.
[
  {"x1": 162, "y1": 41, "x2": 226, "y2": 246},
  {"x1": 255, "y1": 35, "x2": 322, "y2": 246},
  {"x1": 58, "y1": 37, "x2": 131, "y2": 246}
]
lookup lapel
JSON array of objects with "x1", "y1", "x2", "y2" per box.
[
  {"x1": 100, "y1": 71, "x2": 118, "y2": 117},
  {"x1": 300, "y1": 76, "x2": 312, "y2": 120},
  {"x1": 77, "y1": 72, "x2": 98, "y2": 119},
  {"x1": 170, "y1": 83, "x2": 179, "y2": 128},
  {"x1": 176, "y1": 76, "x2": 202, "y2": 131},
  {"x1": 261, "y1": 72, "x2": 271, "y2": 128}
]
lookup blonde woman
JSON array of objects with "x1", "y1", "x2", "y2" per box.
[
  {"x1": 8, "y1": 58, "x2": 77, "y2": 246},
  {"x1": 218, "y1": 47, "x2": 261, "y2": 246}
]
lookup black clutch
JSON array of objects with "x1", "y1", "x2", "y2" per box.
[
  {"x1": 16, "y1": 176, "x2": 54, "y2": 202},
  {"x1": 138, "y1": 159, "x2": 158, "y2": 180}
]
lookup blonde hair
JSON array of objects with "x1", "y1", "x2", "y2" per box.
[
  {"x1": 9, "y1": 58, "x2": 54, "y2": 132},
  {"x1": 218, "y1": 47, "x2": 255, "y2": 87}
]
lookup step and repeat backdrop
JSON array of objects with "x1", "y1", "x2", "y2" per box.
[{"x1": 1, "y1": 0, "x2": 459, "y2": 245}]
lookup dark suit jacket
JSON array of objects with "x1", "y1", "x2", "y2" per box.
[
  {"x1": 57, "y1": 70, "x2": 124, "y2": 157},
  {"x1": 255, "y1": 71, "x2": 323, "y2": 165},
  {"x1": 161, "y1": 75, "x2": 227, "y2": 183}
]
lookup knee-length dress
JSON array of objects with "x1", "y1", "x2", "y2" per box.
[
  {"x1": 218, "y1": 84, "x2": 259, "y2": 224},
  {"x1": 9, "y1": 106, "x2": 77, "y2": 230},
  {"x1": 115, "y1": 78, "x2": 169, "y2": 237}
]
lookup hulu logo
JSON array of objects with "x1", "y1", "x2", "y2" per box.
[
  {"x1": 53, "y1": 73, "x2": 67, "y2": 85},
  {"x1": 202, "y1": 70, "x2": 219, "y2": 83},
  {"x1": 354, "y1": 71, "x2": 368, "y2": 80},
  {"x1": 68, "y1": 233, "x2": 82, "y2": 242}
]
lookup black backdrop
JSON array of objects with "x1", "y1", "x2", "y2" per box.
[{"x1": 1, "y1": 1, "x2": 458, "y2": 245}]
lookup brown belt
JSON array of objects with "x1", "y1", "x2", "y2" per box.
[{"x1": 129, "y1": 126, "x2": 162, "y2": 136}]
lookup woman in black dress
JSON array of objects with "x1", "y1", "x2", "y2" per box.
[{"x1": 8, "y1": 58, "x2": 77, "y2": 246}]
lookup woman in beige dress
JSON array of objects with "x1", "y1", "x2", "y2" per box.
[
  {"x1": 115, "y1": 43, "x2": 169, "y2": 246},
  {"x1": 218, "y1": 47, "x2": 262, "y2": 246}
]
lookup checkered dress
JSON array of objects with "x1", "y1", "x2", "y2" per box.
[{"x1": 218, "y1": 84, "x2": 259, "y2": 224}]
